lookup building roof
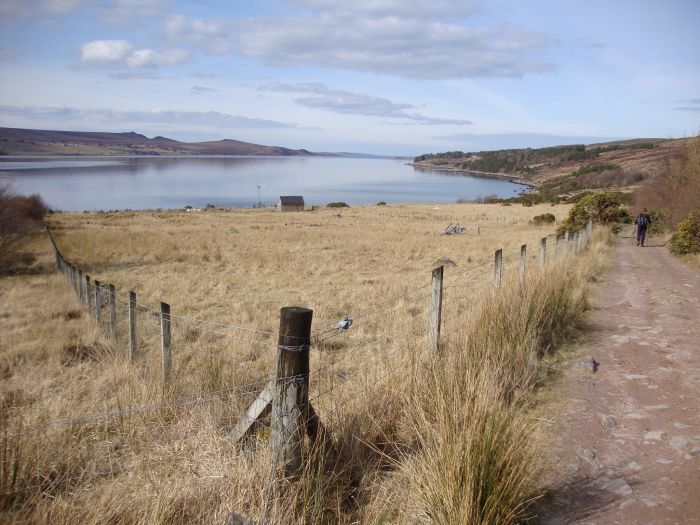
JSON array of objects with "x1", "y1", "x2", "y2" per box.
[{"x1": 278, "y1": 196, "x2": 305, "y2": 205}]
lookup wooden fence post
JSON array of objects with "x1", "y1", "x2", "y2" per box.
[
  {"x1": 429, "y1": 266, "x2": 444, "y2": 355},
  {"x1": 540, "y1": 237, "x2": 547, "y2": 269},
  {"x1": 94, "y1": 280, "x2": 101, "y2": 324},
  {"x1": 270, "y1": 306, "x2": 313, "y2": 476},
  {"x1": 108, "y1": 284, "x2": 117, "y2": 339},
  {"x1": 160, "y1": 301, "x2": 172, "y2": 385},
  {"x1": 78, "y1": 269, "x2": 84, "y2": 304},
  {"x1": 555, "y1": 235, "x2": 560, "y2": 259},
  {"x1": 564, "y1": 231, "x2": 570, "y2": 257},
  {"x1": 477, "y1": 225, "x2": 480, "y2": 235},
  {"x1": 573, "y1": 232, "x2": 580, "y2": 256},
  {"x1": 85, "y1": 275, "x2": 92, "y2": 312},
  {"x1": 519, "y1": 244, "x2": 526, "y2": 283},
  {"x1": 129, "y1": 291, "x2": 137, "y2": 362},
  {"x1": 494, "y1": 249, "x2": 502, "y2": 289}
]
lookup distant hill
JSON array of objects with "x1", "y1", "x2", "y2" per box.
[
  {"x1": 412, "y1": 138, "x2": 690, "y2": 201},
  {"x1": 0, "y1": 127, "x2": 313, "y2": 156}
]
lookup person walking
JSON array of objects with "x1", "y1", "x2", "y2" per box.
[{"x1": 635, "y1": 208, "x2": 651, "y2": 247}]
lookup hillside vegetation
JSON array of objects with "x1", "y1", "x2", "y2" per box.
[
  {"x1": 414, "y1": 138, "x2": 689, "y2": 203},
  {"x1": 1, "y1": 203, "x2": 611, "y2": 523}
]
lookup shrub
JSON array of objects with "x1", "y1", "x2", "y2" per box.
[
  {"x1": 376, "y1": 201, "x2": 386, "y2": 206},
  {"x1": 670, "y1": 210, "x2": 700, "y2": 255},
  {"x1": 558, "y1": 192, "x2": 630, "y2": 234},
  {"x1": 0, "y1": 184, "x2": 48, "y2": 272},
  {"x1": 532, "y1": 213, "x2": 555, "y2": 225},
  {"x1": 326, "y1": 201, "x2": 350, "y2": 208}
]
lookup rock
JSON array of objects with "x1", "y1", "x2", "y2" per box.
[
  {"x1": 623, "y1": 373, "x2": 648, "y2": 380},
  {"x1": 640, "y1": 497, "x2": 659, "y2": 508},
  {"x1": 656, "y1": 458, "x2": 674, "y2": 464},
  {"x1": 626, "y1": 461, "x2": 642, "y2": 471},
  {"x1": 626, "y1": 413, "x2": 646, "y2": 420},
  {"x1": 582, "y1": 448, "x2": 597, "y2": 461},
  {"x1": 690, "y1": 446, "x2": 700, "y2": 457},
  {"x1": 599, "y1": 414, "x2": 617, "y2": 429},
  {"x1": 600, "y1": 478, "x2": 633, "y2": 496},
  {"x1": 669, "y1": 436, "x2": 689, "y2": 453},
  {"x1": 673, "y1": 423, "x2": 690, "y2": 429},
  {"x1": 575, "y1": 356, "x2": 599, "y2": 373},
  {"x1": 644, "y1": 430, "x2": 665, "y2": 441}
]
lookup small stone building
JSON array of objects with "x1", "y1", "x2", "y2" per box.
[{"x1": 277, "y1": 195, "x2": 305, "y2": 212}]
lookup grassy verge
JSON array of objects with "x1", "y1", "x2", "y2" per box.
[{"x1": 1, "y1": 206, "x2": 608, "y2": 524}]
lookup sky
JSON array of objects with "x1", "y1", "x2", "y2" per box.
[{"x1": 0, "y1": 0, "x2": 699, "y2": 156}]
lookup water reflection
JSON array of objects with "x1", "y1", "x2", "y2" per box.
[{"x1": 0, "y1": 156, "x2": 525, "y2": 211}]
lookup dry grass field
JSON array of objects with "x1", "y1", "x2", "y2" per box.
[{"x1": 1, "y1": 202, "x2": 611, "y2": 524}]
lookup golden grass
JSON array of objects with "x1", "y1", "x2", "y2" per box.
[{"x1": 0, "y1": 202, "x2": 612, "y2": 524}]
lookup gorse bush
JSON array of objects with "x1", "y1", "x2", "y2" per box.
[
  {"x1": 558, "y1": 192, "x2": 630, "y2": 234},
  {"x1": 532, "y1": 213, "x2": 555, "y2": 225},
  {"x1": 670, "y1": 210, "x2": 700, "y2": 255}
]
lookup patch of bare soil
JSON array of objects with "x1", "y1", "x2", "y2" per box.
[{"x1": 540, "y1": 234, "x2": 700, "y2": 524}]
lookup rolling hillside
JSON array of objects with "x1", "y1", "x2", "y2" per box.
[{"x1": 0, "y1": 127, "x2": 312, "y2": 156}]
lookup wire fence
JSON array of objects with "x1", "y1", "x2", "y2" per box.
[{"x1": 0, "y1": 222, "x2": 594, "y2": 507}]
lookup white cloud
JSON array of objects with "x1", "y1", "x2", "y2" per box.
[
  {"x1": 81, "y1": 40, "x2": 134, "y2": 63},
  {"x1": 291, "y1": 0, "x2": 477, "y2": 18},
  {"x1": 237, "y1": 17, "x2": 551, "y2": 79},
  {"x1": 0, "y1": 105, "x2": 297, "y2": 129},
  {"x1": 126, "y1": 48, "x2": 190, "y2": 67},
  {"x1": 102, "y1": 0, "x2": 165, "y2": 18},
  {"x1": 79, "y1": 39, "x2": 189, "y2": 68},
  {"x1": 38, "y1": 0, "x2": 92, "y2": 13},
  {"x1": 261, "y1": 82, "x2": 472, "y2": 125},
  {"x1": 164, "y1": 14, "x2": 235, "y2": 54},
  {"x1": 164, "y1": 5, "x2": 552, "y2": 80},
  {"x1": 0, "y1": 0, "x2": 91, "y2": 17}
]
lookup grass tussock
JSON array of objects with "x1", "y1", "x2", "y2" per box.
[{"x1": 1, "y1": 204, "x2": 609, "y2": 524}]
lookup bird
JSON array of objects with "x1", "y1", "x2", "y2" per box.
[{"x1": 336, "y1": 315, "x2": 352, "y2": 330}]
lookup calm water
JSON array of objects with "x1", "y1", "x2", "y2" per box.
[{"x1": 0, "y1": 156, "x2": 525, "y2": 211}]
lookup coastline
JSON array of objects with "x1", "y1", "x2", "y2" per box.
[{"x1": 409, "y1": 162, "x2": 536, "y2": 191}]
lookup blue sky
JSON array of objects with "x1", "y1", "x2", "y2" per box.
[{"x1": 0, "y1": 0, "x2": 698, "y2": 155}]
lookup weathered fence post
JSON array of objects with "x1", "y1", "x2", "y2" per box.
[
  {"x1": 540, "y1": 237, "x2": 547, "y2": 269},
  {"x1": 477, "y1": 225, "x2": 480, "y2": 235},
  {"x1": 494, "y1": 249, "x2": 502, "y2": 289},
  {"x1": 555, "y1": 235, "x2": 560, "y2": 259},
  {"x1": 564, "y1": 231, "x2": 570, "y2": 257},
  {"x1": 160, "y1": 301, "x2": 172, "y2": 385},
  {"x1": 78, "y1": 269, "x2": 84, "y2": 304},
  {"x1": 68, "y1": 264, "x2": 76, "y2": 295},
  {"x1": 270, "y1": 307, "x2": 313, "y2": 476},
  {"x1": 573, "y1": 232, "x2": 580, "y2": 256},
  {"x1": 129, "y1": 291, "x2": 137, "y2": 362},
  {"x1": 519, "y1": 244, "x2": 527, "y2": 283},
  {"x1": 108, "y1": 284, "x2": 117, "y2": 339},
  {"x1": 94, "y1": 279, "x2": 101, "y2": 324},
  {"x1": 85, "y1": 275, "x2": 92, "y2": 312},
  {"x1": 429, "y1": 266, "x2": 444, "y2": 355}
]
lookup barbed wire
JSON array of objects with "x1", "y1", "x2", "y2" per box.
[{"x1": 3, "y1": 377, "x2": 273, "y2": 438}]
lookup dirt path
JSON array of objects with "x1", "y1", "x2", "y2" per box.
[{"x1": 542, "y1": 236, "x2": 700, "y2": 524}]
